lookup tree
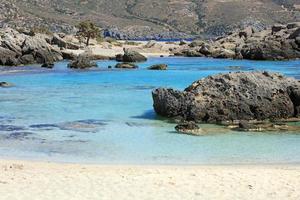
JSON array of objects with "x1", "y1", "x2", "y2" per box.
[{"x1": 76, "y1": 21, "x2": 100, "y2": 46}]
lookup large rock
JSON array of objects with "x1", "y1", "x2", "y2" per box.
[
  {"x1": 152, "y1": 72, "x2": 300, "y2": 123},
  {"x1": 68, "y1": 55, "x2": 97, "y2": 69},
  {"x1": 22, "y1": 36, "x2": 63, "y2": 64},
  {"x1": 52, "y1": 34, "x2": 80, "y2": 50},
  {"x1": 0, "y1": 47, "x2": 19, "y2": 66},
  {"x1": 119, "y1": 50, "x2": 147, "y2": 62}
]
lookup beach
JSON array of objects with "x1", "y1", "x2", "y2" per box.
[{"x1": 0, "y1": 159, "x2": 299, "y2": 200}]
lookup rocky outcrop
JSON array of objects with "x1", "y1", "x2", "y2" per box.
[
  {"x1": 148, "y1": 64, "x2": 168, "y2": 70},
  {"x1": 152, "y1": 72, "x2": 300, "y2": 123},
  {"x1": 0, "y1": 28, "x2": 63, "y2": 66},
  {"x1": 176, "y1": 22, "x2": 300, "y2": 60},
  {"x1": 116, "y1": 49, "x2": 147, "y2": 63},
  {"x1": 68, "y1": 55, "x2": 97, "y2": 69}
]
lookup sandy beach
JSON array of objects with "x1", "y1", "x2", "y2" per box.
[{"x1": 0, "y1": 160, "x2": 299, "y2": 200}]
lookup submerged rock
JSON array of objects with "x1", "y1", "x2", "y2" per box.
[
  {"x1": 152, "y1": 71, "x2": 300, "y2": 123},
  {"x1": 115, "y1": 63, "x2": 138, "y2": 69},
  {"x1": 175, "y1": 121, "x2": 203, "y2": 136},
  {"x1": 148, "y1": 64, "x2": 168, "y2": 70},
  {"x1": 231, "y1": 121, "x2": 300, "y2": 132}
]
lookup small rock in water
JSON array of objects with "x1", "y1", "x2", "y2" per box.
[
  {"x1": 175, "y1": 121, "x2": 203, "y2": 136},
  {"x1": 0, "y1": 82, "x2": 14, "y2": 88},
  {"x1": 148, "y1": 64, "x2": 168, "y2": 70},
  {"x1": 68, "y1": 55, "x2": 97, "y2": 69},
  {"x1": 115, "y1": 63, "x2": 138, "y2": 69}
]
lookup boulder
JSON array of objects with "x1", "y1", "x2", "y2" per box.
[
  {"x1": 19, "y1": 54, "x2": 35, "y2": 65},
  {"x1": 0, "y1": 47, "x2": 19, "y2": 66},
  {"x1": 22, "y1": 36, "x2": 63, "y2": 64},
  {"x1": 239, "y1": 27, "x2": 254, "y2": 38},
  {"x1": 152, "y1": 72, "x2": 300, "y2": 123},
  {"x1": 175, "y1": 121, "x2": 203, "y2": 136},
  {"x1": 52, "y1": 34, "x2": 80, "y2": 50},
  {"x1": 115, "y1": 63, "x2": 138, "y2": 69},
  {"x1": 68, "y1": 55, "x2": 97, "y2": 69},
  {"x1": 121, "y1": 50, "x2": 147, "y2": 62},
  {"x1": 148, "y1": 64, "x2": 168, "y2": 70}
]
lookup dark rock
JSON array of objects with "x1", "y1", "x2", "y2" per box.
[
  {"x1": 148, "y1": 64, "x2": 168, "y2": 70},
  {"x1": 0, "y1": 82, "x2": 14, "y2": 88},
  {"x1": 41, "y1": 62, "x2": 54, "y2": 68},
  {"x1": 272, "y1": 24, "x2": 286, "y2": 33},
  {"x1": 287, "y1": 22, "x2": 300, "y2": 29},
  {"x1": 116, "y1": 54, "x2": 124, "y2": 62},
  {"x1": 152, "y1": 72, "x2": 300, "y2": 123},
  {"x1": 115, "y1": 63, "x2": 138, "y2": 69},
  {"x1": 288, "y1": 28, "x2": 300, "y2": 39},
  {"x1": 175, "y1": 121, "x2": 203, "y2": 136},
  {"x1": 5, "y1": 132, "x2": 34, "y2": 140},
  {"x1": 0, "y1": 47, "x2": 19, "y2": 66},
  {"x1": 68, "y1": 55, "x2": 97, "y2": 69}
]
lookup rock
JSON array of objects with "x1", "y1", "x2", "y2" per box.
[
  {"x1": 0, "y1": 47, "x2": 19, "y2": 66},
  {"x1": 189, "y1": 40, "x2": 205, "y2": 48},
  {"x1": 181, "y1": 49, "x2": 203, "y2": 57},
  {"x1": 148, "y1": 64, "x2": 168, "y2": 70},
  {"x1": 68, "y1": 55, "x2": 97, "y2": 69},
  {"x1": 121, "y1": 49, "x2": 147, "y2": 62},
  {"x1": 115, "y1": 63, "x2": 138, "y2": 69},
  {"x1": 52, "y1": 34, "x2": 80, "y2": 50},
  {"x1": 22, "y1": 36, "x2": 63, "y2": 63},
  {"x1": 287, "y1": 86, "x2": 300, "y2": 116},
  {"x1": 0, "y1": 82, "x2": 13, "y2": 88},
  {"x1": 287, "y1": 22, "x2": 300, "y2": 29},
  {"x1": 41, "y1": 62, "x2": 54, "y2": 68},
  {"x1": 152, "y1": 72, "x2": 300, "y2": 123},
  {"x1": 239, "y1": 27, "x2": 254, "y2": 38},
  {"x1": 288, "y1": 28, "x2": 300, "y2": 39},
  {"x1": 272, "y1": 24, "x2": 286, "y2": 33},
  {"x1": 19, "y1": 54, "x2": 35, "y2": 65},
  {"x1": 175, "y1": 121, "x2": 203, "y2": 136},
  {"x1": 116, "y1": 54, "x2": 124, "y2": 62}
]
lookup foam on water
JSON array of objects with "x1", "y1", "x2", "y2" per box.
[{"x1": 0, "y1": 57, "x2": 300, "y2": 164}]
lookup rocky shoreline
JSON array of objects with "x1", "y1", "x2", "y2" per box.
[
  {"x1": 172, "y1": 22, "x2": 300, "y2": 60},
  {"x1": 1, "y1": 22, "x2": 300, "y2": 68}
]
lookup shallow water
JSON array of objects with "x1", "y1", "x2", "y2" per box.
[{"x1": 0, "y1": 57, "x2": 300, "y2": 164}]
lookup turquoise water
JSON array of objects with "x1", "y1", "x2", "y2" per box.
[{"x1": 0, "y1": 57, "x2": 300, "y2": 164}]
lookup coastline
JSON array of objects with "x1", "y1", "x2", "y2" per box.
[{"x1": 1, "y1": 159, "x2": 300, "y2": 200}]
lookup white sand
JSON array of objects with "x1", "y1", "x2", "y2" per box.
[{"x1": 0, "y1": 160, "x2": 300, "y2": 200}]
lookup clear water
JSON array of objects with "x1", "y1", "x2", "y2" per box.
[{"x1": 0, "y1": 57, "x2": 300, "y2": 165}]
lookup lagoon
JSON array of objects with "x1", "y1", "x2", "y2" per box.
[{"x1": 0, "y1": 57, "x2": 300, "y2": 164}]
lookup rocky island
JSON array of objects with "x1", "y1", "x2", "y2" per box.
[{"x1": 152, "y1": 71, "x2": 300, "y2": 124}]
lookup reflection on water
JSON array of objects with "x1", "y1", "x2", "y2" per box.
[{"x1": 0, "y1": 57, "x2": 300, "y2": 164}]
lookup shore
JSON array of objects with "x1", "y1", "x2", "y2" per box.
[{"x1": 0, "y1": 160, "x2": 299, "y2": 200}]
